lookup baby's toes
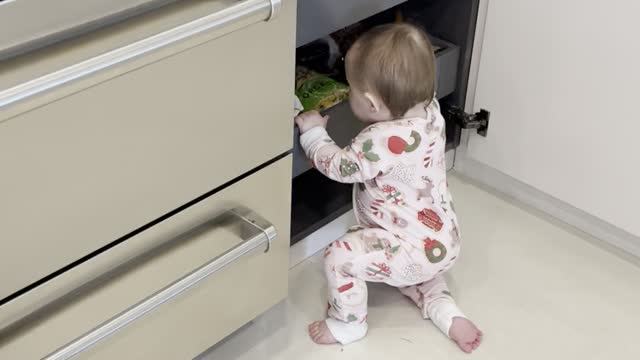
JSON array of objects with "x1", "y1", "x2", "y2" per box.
[
  {"x1": 308, "y1": 322, "x2": 320, "y2": 337},
  {"x1": 312, "y1": 332, "x2": 322, "y2": 342},
  {"x1": 309, "y1": 321, "x2": 332, "y2": 343},
  {"x1": 471, "y1": 330, "x2": 483, "y2": 349},
  {"x1": 457, "y1": 341, "x2": 474, "y2": 353}
]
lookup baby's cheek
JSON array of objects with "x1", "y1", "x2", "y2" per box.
[
  {"x1": 349, "y1": 98, "x2": 368, "y2": 121},
  {"x1": 348, "y1": 98, "x2": 359, "y2": 114}
]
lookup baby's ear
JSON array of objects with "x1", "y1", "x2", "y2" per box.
[{"x1": 364, "y1": 92, "x2": 382, "y2": 113}]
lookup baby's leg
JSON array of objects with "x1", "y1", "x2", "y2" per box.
[
  {"x1": 400, "y1": 275, "x2": 483, "y2": 353},
  {"x1": 309, "y1": 232, "x2": 369, "y2": 345}
]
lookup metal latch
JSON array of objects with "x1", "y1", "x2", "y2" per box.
[{"x1": 447, "y1": 107, "x2": 491, "y2": 137}]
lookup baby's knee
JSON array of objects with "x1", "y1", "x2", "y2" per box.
[
  {"x1": 328, "y1": 232, "x2": 364, "y2": 255},
  {"x1": 323, "y1": 241, "x2": 351, "y2": 265},
  {"x1": 323, "y1": 238, "x2": 363, "y2": 274}
]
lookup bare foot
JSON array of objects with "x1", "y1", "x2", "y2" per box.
[
  {"x1": 308, "y1": 320, "x2": 338, "y2": 345},
  {"x1": 449, "y1": 317, "x2": 483, "y2": 353}
]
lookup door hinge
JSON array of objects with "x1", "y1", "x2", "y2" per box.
[{"x1": 446, "y1": 107, "x2": 490, "y2": 137}]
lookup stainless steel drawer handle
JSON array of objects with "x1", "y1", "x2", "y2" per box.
[
  {"x1": 43, "y1": 207, "x2": 277, "y2": 360},
  {"x1": 0, "y1": 0, "x2": 282, "y2": 111}
]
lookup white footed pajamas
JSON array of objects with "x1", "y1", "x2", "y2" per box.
[{"x1": 301, "y1": 101, "x2": 466, "y2": 345}]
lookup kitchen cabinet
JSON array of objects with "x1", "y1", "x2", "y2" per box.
[
  {"x1": 0, "y1": 1, "x2": 293, "y2": 303},
  {"x1": 1, "y1": 0, "x2": 295, "y2": 358},
  {"x1": 291, "y1": 0, "x2": 480, "y2": 243},
  {"x1": 455, "y1": 0, "x2": 640, "y2": 256},
  {"x1": 1, "y1": 0, "x2": 636, "y2": 358},
  {"x1": 1, "y1": 158, "x2": 292, "y2": 359},
  {"x1": 292, "y1": 0, "x2": 640, "y2": 257}
]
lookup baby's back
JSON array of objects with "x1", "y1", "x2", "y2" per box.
[{"x1": 353, "y1": 107, "x2": 460, "y2": 245}]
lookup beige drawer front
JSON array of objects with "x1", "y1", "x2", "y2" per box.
[
  {"x1": 0, "y1": 156, "x2": 291, "y2": 359},
  {"x1": 0, "y1": 0, "x2": 295, "y2": 300}
]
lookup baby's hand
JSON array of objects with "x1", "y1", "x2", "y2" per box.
[{"x1": 295, "y1": 111, "x2": 329, "y2": 134}]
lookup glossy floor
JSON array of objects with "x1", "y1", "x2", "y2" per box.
[{"x1": 199, "y1": 175, "x2": 640, "y2": 360}]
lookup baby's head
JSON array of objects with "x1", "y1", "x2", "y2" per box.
[{"x1": 345, "y1": 23, "x2": 436, "y2": 122}]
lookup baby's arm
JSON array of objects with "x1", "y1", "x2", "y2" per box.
[{"x1": 297, "y1": 112, "x2": 388, "y2": 183}]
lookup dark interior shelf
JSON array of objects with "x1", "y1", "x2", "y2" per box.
[
  {"x1": 290, "y1": 0, "x2": 479, "y2": 245},
  {"x1": 290, "y1": 169, "x2": 353, "y2": 245}
]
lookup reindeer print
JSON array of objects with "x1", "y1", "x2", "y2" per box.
[{"x1": 418, "y1": 177, "x2": 436, "y2": 203}]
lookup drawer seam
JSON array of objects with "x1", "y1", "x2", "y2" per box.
[{"x1": 0, "y1": 149, "x2": 292, "y2": 307}]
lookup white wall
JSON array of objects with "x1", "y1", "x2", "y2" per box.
[{"x1": 461, "y1": 0, "x2": 640, "y2": 237}]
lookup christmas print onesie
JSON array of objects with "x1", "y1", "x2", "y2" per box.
[{"x1": 300, "y1": 100, "x2": 466, "y2": 344}]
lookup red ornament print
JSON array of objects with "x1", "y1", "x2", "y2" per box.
[
  {"x1": 388, "y1": 136, "x2": 407, "y2": 155},
  {"x1": 418, "y1": 209, "x2": 444, "y2": 231},
  {"x1": 387, "y1": 131, "x2": 422, "y2": 154},
  {"x1": 338, "y1": 282, "x2": 355, "y2": 293}
]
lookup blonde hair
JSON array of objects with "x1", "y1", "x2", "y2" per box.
[{"x1": 347, "y1": 23, "x2": 436, "y2": 118}]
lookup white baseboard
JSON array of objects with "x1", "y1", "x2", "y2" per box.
[
  {"x1": 455, "y1": 156, "x2": 640, "y2": 259},
  {"x1": 289, "y1": 211, "x2": 357, "y2": 269}
]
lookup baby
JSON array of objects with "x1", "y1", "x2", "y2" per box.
[{"x1": 295, "y1": 24, "x2": 482, "y2": 352}]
